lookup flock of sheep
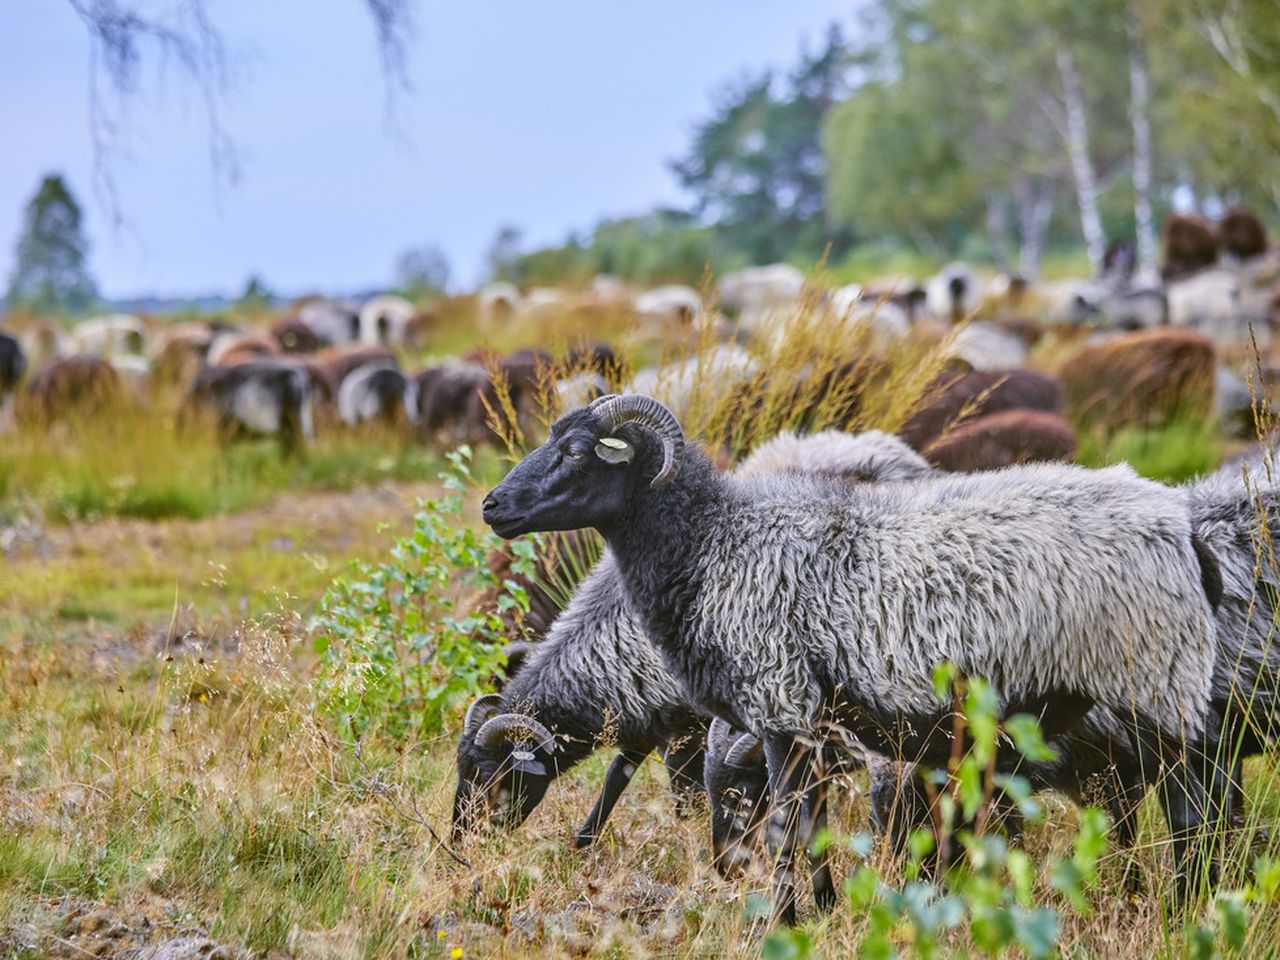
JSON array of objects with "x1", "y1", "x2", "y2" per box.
[
  {"x1": 0, "y1": 207, "x2": 1276, "y2": 454},
  {"x1": 1, "y1": 205, "x2": 1279, "y2": 925}
]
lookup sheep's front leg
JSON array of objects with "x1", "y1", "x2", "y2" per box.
[
  {"x1": 574, "y1": 748, "x2": 649, "y2": 848},
  {"x1": 805, "y1": 776, "x2": 836, "y2": 912},
  {"x1": 762, "y1": 733, "x2": 815, "y2": 926},
  {"x1": 662, "y1": 735, "x2": 708, "y2": 816}
]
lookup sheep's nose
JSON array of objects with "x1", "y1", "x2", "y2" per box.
[{"x1": 481, "y1": 491, "x2": 501, "y2": 516}]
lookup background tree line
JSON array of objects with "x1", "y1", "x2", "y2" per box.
[{"x1": 498, "y1": 0, "x2": 1280, "y2": 288}]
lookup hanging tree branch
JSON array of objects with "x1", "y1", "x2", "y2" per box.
[{"x1": 67, "y1": 0, "x2": 417, "y2": 222}]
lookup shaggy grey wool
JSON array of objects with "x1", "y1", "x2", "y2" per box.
[
  {"x1": 675, "y1": 460, "x2": 1216, "y2": 739},
  {"x1": 736, "y1": 429, "x2": 931, "y2": 484}
]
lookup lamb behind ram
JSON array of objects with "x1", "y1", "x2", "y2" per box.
[
  {"x1": 451, "y1": 553, "x2": 708, "y2": 849},
  {"x1": 482, "y1": 394, "x2": 1223, "y2": 921}
]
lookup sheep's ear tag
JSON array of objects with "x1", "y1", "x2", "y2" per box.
[
  {"x1": 595, "y1": 436, "x2": 633, "y2": 464},
  {"x1": 510, "y1": 749, "x2": 545, "y2": 776}
]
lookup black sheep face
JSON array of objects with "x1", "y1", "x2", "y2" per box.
[
  {"x1": 451, "y1": 733, "x2": 553, "y2": 840},
  {"x1": 482, "y1": 409, "x2": 654, "y2": 538},
  {"x1": 705, "y1": 737, "x2": 770, "y2": 880}
]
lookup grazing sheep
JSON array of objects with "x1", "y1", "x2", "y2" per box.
[
  {"x1": 1218, "y1": 207, "x2": 1268, "y2": 262},
  {"x1": 945, "y1": 321, "x2": 1028, "y2": 372},
  {"x1": 359, "y1": 294, "x2": 416, "y2": 347},
  {"x1": 625, "y1": 344, "x2": 758, "y2": 421},
  {"x1": 186, "y1": 360, "x2": 313, "y2": 455},
  {"x1": 720, "y1": 264, "x2": 805, "y2": 332},
  {"x1": 23, "y1": 355, "x2": 123, "y2": 421},
  {"x1": 926, "y1": 263, "x2": 981, "y2": 322},
  {"x1": 1163, "y1": 213, "x2": 1220, "y2": 281},
  {"x1": 634, "y1": 285, "x2": 702, "y2": 329},
  {"x1": 826, "y1": 285, "x2": 911, "y2": 346},
  {"x1": 315, "y1": 346, "x2": 398, "y2": 394},
  {"x1": 0, "y1": 332, "x2": 27, "y2": 425},
  {"x1": 296, "y1": 297, "x2": 361, "y2": 345},
  {"x1": 337, "y1": 361, "x2": 409, "y2": 426},
  {"x1": 410, "y1": 360, "x2": 489, "y2": 440},
  {"x1": 898, "y1": 369, "x2": 1064, "y2": 451},
  {"x1": 482, "y1": 394, "x2": 1224, "y2": 920},
  {"x1": 451, "y1": 553, "x2": 709, "y2": 848},
  {"x1": 272, "y1": 318, "x2": 327, "y2": 354},
  {"x1": 1058, "y1": 327, "x2": 1215, "y2": 432},
  {"x1": 1166, "y1": 268, "x2": 1265, "y2": 346},
  {"x1": 462, "y1": 348, "x2": 554, "y2": 444},
  {"x1": 478, "y1": 283, "x2": 521, "y2": 329},
  {"x1": 208, "y1": 332, "x2": 277, "y2": 367},
  {"x1": 923, "y1": 409, "x2": 1077, "y2": 472},
  {"x1": 71, "y1": 314, "x2": 146, "y2": 357},
  {"x1": 151, "y1": 324, "x2": 215, "y2": 384}
]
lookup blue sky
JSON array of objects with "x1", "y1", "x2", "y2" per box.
[{"x1": 1, "y1": 1, "x2": 858, "y2": 299}]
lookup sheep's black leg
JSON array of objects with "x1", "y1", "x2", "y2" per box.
[
  {"x1": 662, "y1": 736, "x2": 708, "y2": 816},
  {"x1": 1137, "y1": 728, "x2": 1222, "y2": 905},
  {"x1": 762, "y1": 732, "x2": 812, "y2": 926},
  {"x1": 573, "y1": 748, "x2": 649, "y2": 849},
  {"x1": 805, "y1": 777, "x2": 836, "y2": 912}
]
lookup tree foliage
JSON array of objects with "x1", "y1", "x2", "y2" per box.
[
  {"x1": 671, "y1": 24, "x2": 858, "y2": 264},
  {"x1": 5, "y1": 174, "x2": 99, "y2": 315}
]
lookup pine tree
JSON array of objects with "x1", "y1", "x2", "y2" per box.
[{"x1": 5, "y1": 174, "x2": 98, "y2": 314}]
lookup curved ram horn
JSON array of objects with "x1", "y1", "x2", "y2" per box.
[
  {"x1": 476, "y1": 712, "x2": 556, "y2": 755},
  {"x1": 464, "y1": 693, "x2": 505, "y2": 735},
  {"x1": 589, "y1": 394, "x2": 684, "y2": 487},
  {"x1": 707, "y1": 717, "x2": 733, "y2": 762},
  {"x1": 723, "y1": 731, "x2": 764, "y2": 768}
]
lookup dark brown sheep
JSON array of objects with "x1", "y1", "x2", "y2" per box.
[
  {"x1": 213, "y1": 334, "x2": 277, "y2": 367},
  {"x1": 472, "y1": 529, "x2": 596, "y2": 654},
  {"x1": 411, "y1": 360, "x2": 490, "y2": 439},
  {"x1": 924, "y1": 409, "x2": 1077, "y2": 472},
  {"x1": 0, "y1": 332, "x2": 27, "y2": 397},
  {"x1": 898, "y1": 369, "x2": 1064, "y2": 451},
  {"x1": 464, "y1": 348, "x2": 555, "y2": 444},
  {"x1": 1161, "y1": 213, "x2": 1219, "y2": 281},
  {"x1": 1218, "y1": 207, "x2": 1268, "y2": 262},
  {"x1": 272, "y1": 318, "x2": 328, "y2": 354},
  {"x1": 22, "y1": 355, "x2": 122, "y2": 421},
  {"x1": 314, "y1": 346, "x2": 398, "y2": 393},
  {"x1": 1057, "y1": 327, "x2": 1216, "y2": 432}
]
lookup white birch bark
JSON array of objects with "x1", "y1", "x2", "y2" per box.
[
  {"x1": 1056, "y1": 47, "x2": 1106, "y2": 277},
  {"x1": 1127, "y1": 13, "x2": 1158, "y2": 281}
]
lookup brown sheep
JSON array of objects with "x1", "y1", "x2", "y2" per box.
[
  {"x1": 22, "y1": 356, "x2": 122, "y2": 421},
  {"x1": 464, "y1": 348, "x2": 555, "y2": 444},
  {"x1": 924, "y1": 409, "x2": 1077, "y2": 472},
  {"x1": 898, "y1": 369, "x2": 1064, "y2": 451},
  {"x1": 211, "y1": 333, "x2": 277, "y2": 367},
  {"x1": 314, "y1": 346, "x2": 398, "y2": 393},
  {"x1": 1218, "y1": 207, "x2": 1268, "y2": 262},
  {"x1": 1057, "y1": 327, "x2": 1216, "y2": 432},
  {"x1": 471, "y1": 529, "x2": 598, "y2": 682},
  {"x1": 1162, "y1": 213, "x2": 1219, "y2": 281},
  {"x1": 272, "y1": 318, "x2": 327, "y2": 354},
  {"x1": 411, "y1": 360, "x2": 490, "y2": 440}
]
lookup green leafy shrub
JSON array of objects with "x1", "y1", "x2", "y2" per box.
[{"x1": 312, "y1": 448, "x2": 531, "y2": 739}]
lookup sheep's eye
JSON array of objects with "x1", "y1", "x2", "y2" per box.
[{"x1": 565, "y1": 447, "x2": 586, "y2": 461}]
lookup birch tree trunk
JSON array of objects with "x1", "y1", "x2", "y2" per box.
[
  {"x1": 1014, "y1": 176, "x2": 1056, "y2": 280},
  {"x1": 1127, "y1": 13, "x2": 1158, "y2": 281},
  {"x1": 1056, "y1": 47, "x2": 1107, "y2": 277},
  {"x1": 985, "y1": 192, "x2": 1010, "y2": 270}
]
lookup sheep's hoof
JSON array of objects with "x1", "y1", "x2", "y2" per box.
[{"x1": 573, "y1": 832, "x2": 597, "y2": 849}]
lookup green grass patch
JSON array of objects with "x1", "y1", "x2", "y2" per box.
[{"x1": 1075, "y1": 414, "x2": 1221, "y2": 484}]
